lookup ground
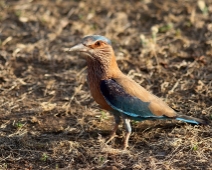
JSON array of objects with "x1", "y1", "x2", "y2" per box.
[{"x1": 0, "y1": 0, "x2": 212, "y2": 169}]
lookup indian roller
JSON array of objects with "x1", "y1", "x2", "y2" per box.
[{"x1": 67, "y1": 35, "x2": 207, "y2": 149}]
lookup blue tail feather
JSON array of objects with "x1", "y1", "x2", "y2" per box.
[{"x1": 176, "y1": 118, "x2": 199, "y2": 125}]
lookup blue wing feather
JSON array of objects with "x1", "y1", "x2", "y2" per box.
[{"x1": 100, "y1": 79, "x2": 165, "y2": 120}]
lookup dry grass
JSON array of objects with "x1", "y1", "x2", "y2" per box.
[{"x1": 0, "y1": 0, "x2": 211, "y2": 169}]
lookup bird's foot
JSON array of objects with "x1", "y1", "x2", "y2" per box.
[
  {"x1": 105, "y1": 133, "x2": 117, "y2": 144},
  {"x1": 105, "y1": 124, "x2": 119, "y2": 144},
  {"x1": 123, "y1": 142, "x2": 129, "y2": 150},
  {"x1": 122, "y1": 131, "x2": 131, "y2": 150}
]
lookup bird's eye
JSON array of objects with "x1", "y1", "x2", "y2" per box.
[{"x1": 95, "y1": 41, "x2": 101, "y2": 46}]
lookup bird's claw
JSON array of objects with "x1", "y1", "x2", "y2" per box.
[
  {"x1": 123, "y1": 143, "x2": 129, "y2": 150},
  {"x1": 105, "y1": 134, "x2": 117, "y2": 144}
]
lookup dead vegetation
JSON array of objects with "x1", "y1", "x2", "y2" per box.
[{"x1": 0, "y1": 0, "x2": 211, "y2": 169}]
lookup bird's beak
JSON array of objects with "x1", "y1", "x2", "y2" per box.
[{"x1": 67, "y1": 43, "x2": 90, "y2": 53}]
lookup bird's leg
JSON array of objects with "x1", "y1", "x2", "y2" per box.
[
  {"x1": 123, "y1": 118, "x2": 132, "y2": 150},
  {"x1": 106, "y1": 115, "x2": 121, "y2": 144}
]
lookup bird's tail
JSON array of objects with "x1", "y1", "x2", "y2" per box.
[{"x1": 176, "y1": 114, "x2": 208, "y2": 125}]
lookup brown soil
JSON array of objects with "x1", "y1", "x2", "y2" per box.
[{"x1": 0, "y1": 0, "x2": 211, "y2": 169}]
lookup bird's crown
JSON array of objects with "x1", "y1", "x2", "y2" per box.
[{"x1": 82, "y1": 35, "x2": 112, "y2": 46}]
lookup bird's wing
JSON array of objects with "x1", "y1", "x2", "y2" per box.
[
  {"x1": 114, "y1": 76, "x2": 177, "y2": 117},
  {"x1": 100, "y1": 79, "x2": 173, "y2": 120}
]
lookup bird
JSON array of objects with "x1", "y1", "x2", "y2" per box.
[{"x1": 67, "y1": 35, "x2": 207, "y2": 149}]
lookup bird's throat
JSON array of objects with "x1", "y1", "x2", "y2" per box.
[
  {"x1": 87, "y1": 57, "x2": 121, "y2": 80},
  {"x1": 87, "y1": 62, "x2": 109, "y2": 80}
]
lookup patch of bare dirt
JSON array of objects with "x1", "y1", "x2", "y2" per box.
[{"x1": 0, "y1": 0, "x2": 211, "y2": 169}]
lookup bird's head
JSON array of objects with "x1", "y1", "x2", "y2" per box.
[{"x1": 68, "y1": 35, "x2": 115, "y2": 63}]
